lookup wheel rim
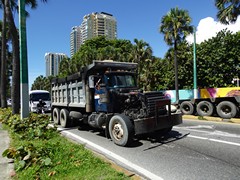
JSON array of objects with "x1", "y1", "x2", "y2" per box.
[
  {"x1": 201, "y1": 105, "x2": 209, "y2": 113},
  {"x1": 112, "y1": 122, "x2": 124, "y2": 141},
  {"x1": 183, "y1": 105, "x2": 190, "y2": 111},
  {"x1": 221, "y1": 105, "x2": 230, "y2": 114}
]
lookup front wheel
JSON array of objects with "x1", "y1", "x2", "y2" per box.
[{"x1": 109, "y1": 114, "x2": 134, "y2": 147}]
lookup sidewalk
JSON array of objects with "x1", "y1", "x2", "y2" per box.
[{"x1": 0, "y1": 123, "x2": 14, "y2": 180}]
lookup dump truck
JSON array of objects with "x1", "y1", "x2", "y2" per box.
[
  {"x1": 164, "y1": 87, "x2": 240, "y2": 119},
  {"x1": 51, "y1": 60, "x2": 182, "y2": 146}
]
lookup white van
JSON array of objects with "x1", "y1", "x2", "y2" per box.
[{"x1": 29, "y1": 90, "x2": 51, "y2": 113}]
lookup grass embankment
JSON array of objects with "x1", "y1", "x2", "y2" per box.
[{"x1": 0, "y1": 108, "x2": 130, "y2": 180}]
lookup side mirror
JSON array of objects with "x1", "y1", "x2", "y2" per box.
[{"x1": 89, "y1": 75, "x2": 95, "y2": 88}]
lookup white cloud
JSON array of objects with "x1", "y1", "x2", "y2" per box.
[{"x1": 186, "y1": 16, "x2": 240, "y2": 44}]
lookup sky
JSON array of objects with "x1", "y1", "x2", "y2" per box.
[{"x1": 8, "y1": 0, "x2": 240, "y2": 88}]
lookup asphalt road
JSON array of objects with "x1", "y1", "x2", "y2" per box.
[{"x1": 56, "y1": 119, "x2": 240, "y2": 180}]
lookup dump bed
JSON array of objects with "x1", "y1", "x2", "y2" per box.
[{"x1": 51, "y1": 73, "x2": 86, "y2": 108}]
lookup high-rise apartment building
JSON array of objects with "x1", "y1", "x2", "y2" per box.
[
  {"x1": 70, "y1": 26, "x2": 82, "y2": 57},
  {"x1": 45, "y1": 53, "x2": 67, "y2": 77},
  {"x1": 70, "y1": 12, "x2": 117, "y2": 57}
]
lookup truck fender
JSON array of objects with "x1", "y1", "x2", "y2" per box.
[{"x1": 69, "y1": 111, "x2": 83, "y2": 120}]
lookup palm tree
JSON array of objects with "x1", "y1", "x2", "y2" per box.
[
  {"x1": 132, "y1": 38, "x2": 152, "y2": 87},
  {"x1": 159, "y1": 7, "x2": 193, "y2": 103},
  {"x1": 0, "y1": 19, "x2": 11, "y2": 106},
  {"x1": 1, "y1": 6, "x2": 7, "y2": 108},
  {"x1": 215, "y1": 0, "x2": 240, "y2": 24},
  {"x1": 3, "y1": 0, "x2": 48, "y2": 114},
  {"x1": 0, "y1": 6, "x2": 11, "y2": 108}
]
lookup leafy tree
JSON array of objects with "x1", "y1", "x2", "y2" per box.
[
  {"x1": 63, "y1": 37, "x2": 134, "y2": 76},
  {"x1": 159, "y1": 7, "x2": 193, "y2": 103},
  {"x1": 58, "y1": 57, "x2": 70, "y2": 78},
  {"x1": 31, "y1": 75, "x2": 53, "y2": 92},
  {"x1": 196, "y1": 29, "x2": 240, "y2": 87},
  {"x1": 215, "y1": 0, "x2": 240, "y2": 24},
  {"x1": 31, "y1": 75, "x2": 45, "y2": 90},
  {"x1": 131, "y1": 38, "x2": 152, "y2": 87}
]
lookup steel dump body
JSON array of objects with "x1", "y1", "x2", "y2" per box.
[{"x1": 51, "y1": 60, "x2": 182, "y2": 146}]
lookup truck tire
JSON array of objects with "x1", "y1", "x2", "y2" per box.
[
  {"x1": 109, "y1": 114, "x2": 134, "y2": 147},
  {"x1": 60, "y1": 108, "x2": 70, "y2": 128},
  {"x1": 52, "y1": 108, "x2": 60, "y2": 125},
  {"x1": 196, "y1": 101, "x2": 214, "y2": 116},
  {"x1": 216, "y1": 101, "x2": 237, "y2": 119},
  {"x1": 180, "y1": 101, "x2": 194, "y2": 115}
]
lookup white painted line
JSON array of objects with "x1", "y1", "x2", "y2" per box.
[
  {"x1": 188, "y1": 135, "x2": 240, "y2": 147},
  {"x1": 174, "y1": 126, "x2": 240, "y2": 138},
  {"x1": 60, "y1": 129, "x2": 163, "y2": 180}
]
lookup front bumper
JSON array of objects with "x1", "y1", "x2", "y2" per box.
[{"x1": 133, "y1": 112, "x2": 182, "y2": 135}]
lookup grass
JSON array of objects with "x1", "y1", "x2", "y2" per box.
[
  {"x1": 0, "y1": 108, "x2": 131, "y2": 180},
  {"x1": 10, "y1": 130, "x2": 130, "y2": 180}
]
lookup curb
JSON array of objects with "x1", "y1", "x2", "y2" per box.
[{"x1": 183, "y1": 115, "x2": 240, "y2": 124}]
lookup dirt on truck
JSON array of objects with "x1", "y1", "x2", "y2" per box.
[{"x1": 51, "y1": 60, "x2": 182, "y2": 146}]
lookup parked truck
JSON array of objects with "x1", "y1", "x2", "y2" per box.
[
  {"x1": 164, "y1": 87, "x2": 240, "y2": 119},
  {"x1": 51, "y1": 60, "x2": 182, "y2": 146}
]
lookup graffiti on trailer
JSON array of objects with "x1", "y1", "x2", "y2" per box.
[{"x1": 163, "y1": 87, "x2": 240, "y2": 103}]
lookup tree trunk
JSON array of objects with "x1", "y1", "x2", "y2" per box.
[
  {"x1": 1, "y1": 3, "x2": 7, "y2": 108},
  {"x1": 5, "y1": 0, "x2": 20, "y2": 114}
]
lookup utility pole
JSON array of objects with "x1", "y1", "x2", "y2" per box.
[
  {"x1": 19, "y1": 0, "x2": 29, "y2": 119},
  {"x1": 193, "y1": 28, "x2": 198, "y2": 99}
]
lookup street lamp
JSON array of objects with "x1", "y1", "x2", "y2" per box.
[
  {"x1": 19, "y1": 0, "x2": 29, "y2": 119},
  {"x1": 232, "y1": 77, "x2": 239, "y2": 87},
  {"x1": 193, "y1": 27, "x2": 198, "y2": 99}
]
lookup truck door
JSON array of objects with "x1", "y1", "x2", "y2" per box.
[{"x1": 94, "y1": 79, "x2": 109, "y2": 112}]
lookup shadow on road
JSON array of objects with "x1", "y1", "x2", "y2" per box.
[
  {"x1": 73, "y1": 124, "x2": 189, "y2": 149},
  {"x1": 136, "y1": 130, "x2": 189, "y2": 150}
]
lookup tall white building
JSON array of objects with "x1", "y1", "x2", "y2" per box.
[
  {"x1": 45, "y1": 53, "x2": 67, "y2": 77},
  {"x1": 70, "y1": 12, "x2": 117, "y2": 57}
]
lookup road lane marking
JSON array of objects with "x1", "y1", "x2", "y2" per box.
[
  {"x1": 58, "y1": 128, "x2": 163, "y2": 180},
  {"x1": 173, "y1": 127, "x2": 240, "y2": 146},
  {"x1": 188, "y1": 135, "x2": 240, "y2": 147},
  {"x1": 174, "y1": 126, "x2": 240, "y2": 138}
]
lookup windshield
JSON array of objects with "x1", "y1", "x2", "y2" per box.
[
  {"x1": 30, "y1": 93, "x2": 51, "y2": 101},
  {"x1": 106, "y1": 74, "x2": 137, "y2": 88}
]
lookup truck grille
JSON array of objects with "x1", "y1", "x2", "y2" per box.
[{"x1": 142, "y1": 92, "x2": 167, "y2": 117}]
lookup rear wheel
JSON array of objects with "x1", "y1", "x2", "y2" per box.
[
  {"x1": 109, "y1": 114, "x2": 134, "y2": 147},
  {"x1": 180, "y1": 101, "x2": 194, "y2": 115},
  {"x1": 196, "y1": 101, "x2": 214, "y2": 116},
  {"x1": 60, "y1": 109, "x2": 70, "y2": 128},
  {"x1": 52, "y1": 108, "x2": 60, "y2": 125},
  {"x1": 217, "y1": 101, "x2": 237, "y2": 119}
]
